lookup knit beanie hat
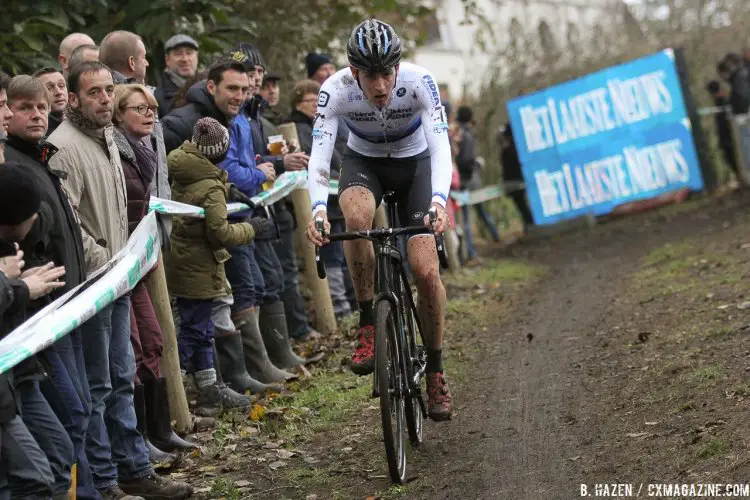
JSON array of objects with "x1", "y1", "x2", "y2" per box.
[
  {"x1": 233, "y1": 42, "x2": 266, "y2": 71},
  {"x1": 0, "y1": 162, "x2": 42, "y2": 225},
  {"x1": 192, "y1": 117, "x2": 230, "y2": 163},
  {"x1": 306, "y1": 52, "x2": 333, "y2": 78}
]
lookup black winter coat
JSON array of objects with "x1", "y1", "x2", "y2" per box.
[
  {"x1": 154, "y1": 71, "x2": 182, "y2": 119},
  {"x1": 4, "y1": 137, "x2": 85, "y2": 383},
  {"x1": 729, "y1": 68, "x2": 750, "y2": 115},
  {"x1": 456, "y1": 124, "x2": 477, "y2": 186},
  {"x1": 288, "y1": 109, "x2": 342, "y2": 174},
  {"x1": 162, "y1": 81, "x2": 232, "y2": 154},
  {"x1": 4, "y1": 136, "x2": 87, "y2": 292},
  {"x1": 245, "y1": 96, "x2": 284, "y2": 175},
  {"x1": 0, "y1": 272, "x2": 29, "y2": 423}
]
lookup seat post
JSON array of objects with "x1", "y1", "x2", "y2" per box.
[{"x1": 382, "y1": 191, "x2": 398, "y2": 229}]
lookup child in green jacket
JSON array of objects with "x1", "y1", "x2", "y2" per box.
[{"x1": 167, "y1": 118, "x2": 271, "y2": 410}]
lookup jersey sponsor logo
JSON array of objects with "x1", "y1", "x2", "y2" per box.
[
  {"x1": 431, "y1": 105, "x2": 449, "y2": 133},
  {"x1": 312, "y1": 113, "x2": 326, "y2": 137},
  {"x1": 434, "y1": 122, "x2": 449, "y2": 133},
  {"x1": 386, "y1": 107, "x2": 413, "y2": 121},
  {"x1": 412, "y1": 211, "x2": 424, "y2": 220},
  {"x1": 348, "y1": 92, "x2": 363, "y2": 102},
  {"x1": 318, "y1": 91, "x2": 330, "y2": 107},
  {"x1": 347, "y1": 111, "x2": 377, "y2": 122},
  {"x1": 342, "y1": 74, "x2": 356, "y2": 86},
  {"x1": 396, "y1": 87, "x2": 406, "y2": 97},
  {"x1": 422, "y1": 75, "x2": 440, "y2": 106}
]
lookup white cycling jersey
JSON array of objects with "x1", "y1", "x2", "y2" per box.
[{"x1": 307, "y1": 62, "x2": 452, "y2": 216}]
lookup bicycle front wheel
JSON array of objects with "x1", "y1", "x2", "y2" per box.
[
  {"x1": 375, "y1": 299, "x2": 407, "y2": 483},
  {"x1": 404, "y1": 302, "x2": 425, "y2": 446}
]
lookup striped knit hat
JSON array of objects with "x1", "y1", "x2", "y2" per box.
[{"x1": 192, "y1": 117, "x2": 230, "y2": 162}]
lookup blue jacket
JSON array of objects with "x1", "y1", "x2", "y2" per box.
[{"x1": 219, "y1": 108, "x2": 266, "y2": 219}]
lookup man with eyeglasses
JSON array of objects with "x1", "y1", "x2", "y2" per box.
[
  {"x1": 100, "y1": 30, "x2": 173, "y2": 272},
  {"x1": 46, "y1": 61, "x2": 192, "y2": 500}
]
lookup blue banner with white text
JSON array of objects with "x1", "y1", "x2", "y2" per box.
[{"x1": 506, "y1": 49, "x2": 704, "y2": 225}]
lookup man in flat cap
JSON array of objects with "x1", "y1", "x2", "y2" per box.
[{"x1": 155, "y1": 34, "x2": 200, "y2": 117}]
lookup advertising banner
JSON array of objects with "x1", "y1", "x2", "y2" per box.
[{"x1": 506, "y1": 49, "x2": 704, "y2": 225}]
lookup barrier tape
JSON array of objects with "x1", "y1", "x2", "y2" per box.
[
  {"x1": 2, "y1": 169, "x2": 525, "y2": 374},
  {"x1": 0, "y1": 211, "x2": 161, "y2": 375},
  {"x1": 697, "y1": 105, "x2": 730, "y2": 117}
]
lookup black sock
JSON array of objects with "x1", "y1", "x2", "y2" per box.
[
  {"x1": 426, "y1": 347, "x2": 443, "y2": 373},
  {"x1": 359, "y1": 300, "x2": 374, "y2": 328}
]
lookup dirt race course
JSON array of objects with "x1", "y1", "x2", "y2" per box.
[{"x1": 179, "y1": 190, "x2": 750, "y2": 499}]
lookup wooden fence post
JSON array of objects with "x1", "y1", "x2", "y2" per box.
[
  {"x1": 291, "y1": 189, "x2": 337, "y2": 334},
  {"x1": 444, "y1": 228, "x2": 461, "y2": 272},
  {"x1": 146, "y1": 252, "x2": 192, "y2": 434}
]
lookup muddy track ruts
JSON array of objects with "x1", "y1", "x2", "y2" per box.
[{"x1": 406, "y1": 192, "x2": 750, "y2": 500}]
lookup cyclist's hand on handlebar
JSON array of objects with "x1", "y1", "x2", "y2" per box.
[
  {"x1": 424, "y1": 203, "x2": 449, "y2": 235},
  {"x1": 306, "y1": 211, "x2": 331, "y2": 247}
]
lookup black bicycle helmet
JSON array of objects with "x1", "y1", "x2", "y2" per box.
[{"x1": 347, "y1": 19, "x2": 402, "y2": 72}]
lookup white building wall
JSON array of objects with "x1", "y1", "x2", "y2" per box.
[{"x1": 413, "y1": 0, "x2": 622, "y2": 100}]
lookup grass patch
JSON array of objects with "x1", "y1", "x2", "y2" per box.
[
  {"x1": 687, "y1": 364, "x2": 723, "y2": 385},
  {"x1": 641, "y1": 242, "x2": 694, "y2": 268},
  {"x1": 284, "y1": 466, "x2": 335, "y2": 487},
  {"x1": 210, "y1": 477, "x2": 241, "y2": 499},
  {"x1": 474, "y1": 259, "x2": 544, "y2": 284},
  {"x1": 700, "y1": 324, "x2": 735, "y2": 340},
  {"x1": 450, "y1": 259, "x2": 544, "y2": 289},
  {"x1": 445, "y1": 297, "x2": 488, "y2": 334},
  {"x1": 264, "y1": 368, "x2": 371, "y2": 441},
  {"x1": 697, "y1": 437, "x2": 728, "y2": 459}
]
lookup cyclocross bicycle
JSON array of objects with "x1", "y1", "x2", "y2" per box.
[{"x1": 314, "y1": 192, "x2": 449, "y2": 483}]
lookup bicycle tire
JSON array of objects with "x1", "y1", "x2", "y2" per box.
[
  {"x1": 403, "y1": 300, "x2": 424, "y2": 446},
  {"x1": 375, "y1": 299, "x2": 407, "y2": 483}
]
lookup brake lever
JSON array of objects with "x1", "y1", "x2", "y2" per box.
[
  {"x1": 429, "y1": 207, "x2": 450, "y2": 269},
  {"x1": 315, "y1": 217, "x2": 327, "y2": 279}
]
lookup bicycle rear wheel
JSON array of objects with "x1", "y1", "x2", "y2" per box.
[{"x1": 375, "y1": 299, "x2": 407, "y2": 483}]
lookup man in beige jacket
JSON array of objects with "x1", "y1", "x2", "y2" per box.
[{"x1": 47, "y1": 61, "x2": 192, "y2": 500}]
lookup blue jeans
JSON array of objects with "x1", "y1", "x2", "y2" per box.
[
  {"x1": 81, "y1": 295, "x2": 152, "y2": 489},
  {"x1": 461, "y1": 203, "x2": 500, "y2": 259},
  {"x1": 0, "y1": 415, "x2": 55, "y2": 499},
  {"x1": 226, "y1": 241, "x2": 265, "y2": 313},
  {"x1": 176, "y1": 298, "x2": 215, "y2": 373},
  {"x1": 16, "y1": 379, "x2": 74, "y2": 496},
  {"x1": 273, "y1": 208, "x2": 311, "y2": 338},
  {"x1": 41, "y1": 330, "x2": 99, "y2": 499},
  {"x1": 254, "y1": 238, "x2": 283, "y2": 305}
]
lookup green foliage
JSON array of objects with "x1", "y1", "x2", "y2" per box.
[
  {"x1": 0, "y1": 0, "x2": 434, "y2": 90},
  {"x1": 0, "y1": 0, "x2": 245, "y2": 76}
]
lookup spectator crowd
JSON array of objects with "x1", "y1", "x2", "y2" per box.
[
  {"x1": 707, "y1": 50, "x2": 750, "y2": 186},
  {"x1": 0, "y1": 27, "x2": 506, "y2": 500}
]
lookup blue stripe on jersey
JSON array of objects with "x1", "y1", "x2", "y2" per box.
[{"x1": 344, "y1": 117, "x2": 422, "y2": 144}]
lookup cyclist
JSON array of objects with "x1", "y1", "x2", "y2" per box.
[{"x1": 306, "y1": 19, "x2": 453, "y2": 420}]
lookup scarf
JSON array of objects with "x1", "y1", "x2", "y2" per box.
[
  {"x1": 65, "y1": 103, "x2": 106, "y2": 133},
  {"x1": 125, "y1": 133, "x2": 157, "y2": 187},
  {"x1": 165, "y1": 68, "x2": 187, "y2": 89}
]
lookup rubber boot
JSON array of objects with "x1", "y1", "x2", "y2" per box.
[
  {"x1": 210, "y1": 346, "x2": 254, "y2": 409},
  {"x1": 214, "y1": 327, "x2": 283, "y2": 394},
  {"x1": 145, "y1": 378, "x2": 199, "y2": 453},
  {"x1": 259, "y1": 301, "x2": 307, "y2": 369},
  {"x1": 134, "y1": 383, "x2": 176, "y2": 464},
  {"x1": 234, "y1": 307, "x2": 298, "y2": 383}
]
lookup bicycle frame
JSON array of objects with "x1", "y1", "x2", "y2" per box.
[{"x1": 371, "y1": 200, "x2": 428, "y2": 413}]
